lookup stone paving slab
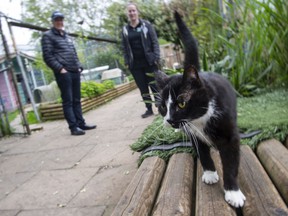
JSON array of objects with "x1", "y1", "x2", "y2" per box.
[
  {"x1": 77, "y1": 140, "x2": 140, "y2": 168},
  {"x1": 16, "y1": 206, "x2": 106, "y2": 216},
  {"x1": 0, "y1": 89, "x2": 155, "y2": 215},
  {"x1": 68, "y1": 164, "x2": 137, "y2": 208},
  {"x1": 0, "y1": 172, "x2": 36, "y2": 200},
  {"x1": 0, "y1": 168, "x2": 99, "y2": 210}
]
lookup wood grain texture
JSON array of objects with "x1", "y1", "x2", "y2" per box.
[
  {"x1": 239, "y1": 145, "x2": 288, "y2": 215},
  {"x1": 256, "y1": 139, "x2": 288, "y2": 206},
  {"x1": 152, "y1": 153, "x2": 194, "y2": 216},
  {"x1": 196, "y1": 150, "x2": 237, "y2": 216},
  {"x1": 111, "y1": 156, "x2": 166, "y2": 216}
]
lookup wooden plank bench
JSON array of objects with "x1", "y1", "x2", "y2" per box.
[{"x1": 112, "y1": 139, "x2": 288, "y2": 216}]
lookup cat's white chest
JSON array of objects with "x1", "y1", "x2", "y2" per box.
[{"x1": 189, "y1": 101, "x2": 216, "y2": 146}]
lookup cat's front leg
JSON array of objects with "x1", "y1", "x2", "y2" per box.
[
  {"x1": 197, "y1": 141, "x2": 219, "y2": 184},
  {"x1": 219, "y1": 142, "x2": 246, "y2": 207}
]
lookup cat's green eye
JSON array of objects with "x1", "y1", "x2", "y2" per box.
[{"x1": 178, "y1": 101, "x2": 186, "y2": 109}]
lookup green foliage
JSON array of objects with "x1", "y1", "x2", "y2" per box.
[
  {"x1": 211, "y1": 0, "x2": 288, "y2": 95},
  {"x1": 80, "y1": 80, "x2": 114, "y2": 98},
  {"x1": 93, "y1": 45, "x2": 123, "y2": 69},
  {"x1": 0, "y1": 111, "x2": 13, "y2": 136},
  {"x1": 131, "y1": 116, "x2": 186, "y2": 152},
  {"x1": 8, "y1": 110, "x2": 19, "y2": 122},
  {"x1": 102, "y1": 80, "x2": 115, "y2": 90},
  {"x1": 130, "y1": 115, "x2": 194, "y2": 165},
  {"x1": 127, "y1": 74, "x2": 134, "y2": 81},
  {"x1": 22, "y1": 0, "x2": 113, "y2": 37},
  {"x1": 33, "y1": 52, "x2": 55, "y2": 84},
  {"x1": 25, "y1": 111, "x2": 40, "y2": 125},
  {"x1": 164, "y1": 68, "x2": 183, "y2": 76},
  {"x1": 22, "y1": 0, "x2": 288, "y2": 95}
]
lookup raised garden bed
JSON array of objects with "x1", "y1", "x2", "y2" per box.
[{"x1": 39, "y1": 81, "x2": 136, "y2": 121}]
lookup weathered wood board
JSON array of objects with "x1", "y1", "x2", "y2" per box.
[
  {"x1": 196, "y1": 150, "x2": 237, "y2": 216},
  {"x1": 111, "y1": 156, "x2": 166, "y2": 216},
  {"x1": 239, "y1": 145, "x2": 288, "y2": 216},
  {"x1": 152, "y1": 153, "x2": 194, "y2": 216},
  {"x1": 256, "y1": 139, "x2": 288, "y2": 206}
]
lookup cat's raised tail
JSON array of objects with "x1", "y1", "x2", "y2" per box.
[{"x1": 174, "y1": 11, "x2": 200, "y2": 72}]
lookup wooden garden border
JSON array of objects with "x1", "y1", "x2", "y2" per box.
[{"x1": 39, "y1": 81, "x2": 136, "y2": 121}]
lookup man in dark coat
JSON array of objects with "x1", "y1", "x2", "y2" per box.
[{"x1": 41, "y1": 11, "x2": 96, "y2": 135}]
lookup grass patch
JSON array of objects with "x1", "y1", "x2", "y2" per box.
[
  {"x1": 238, "y1": 89, "x2": 288, "y2": 149},
  {"x1": 131, "y1": 115, "x2": 195, "y2": 165},
  {"x1": 131, "y1": 89, "x2": 288, "y2": 164},
  {"x1": 8, "y1": 110, "x2": 19, "y2": 122},
  {"x1": 25, "y1": 111, "x2": 40, "y2": 125}
]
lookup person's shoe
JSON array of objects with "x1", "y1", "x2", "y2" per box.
[
  {"x1": 79, "y1": 124, "x2": 97, "y2": 130},
  {"x1": 141, "y1": 110, "x2": 154, "y2": 118},
  {"x1": 71, "y1": 127, "x2": 85, "y2": 136}
]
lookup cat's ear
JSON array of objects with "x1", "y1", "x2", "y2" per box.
[
  {"x1": 182, "y1": 65, "x2": 201, "y2": 84},
  {"x1": 154, "y1": 70, "x2": 169, "y2": 90}
]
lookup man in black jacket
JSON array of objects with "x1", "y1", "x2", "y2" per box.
[{"x1": 41, "y1": 11, "x2": 96, "y2": 135}]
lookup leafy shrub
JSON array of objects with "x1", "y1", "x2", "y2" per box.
[
  {"x1": 208, "y1": 0, "x2": 288, "y2": 96},
  {"x1": 81, "y1": 80, "x2": 115, "y2": 99},
  {"x1": 81, "y1": 81, "x2": 105, "y2": 98},
  {"x1": 102, "y1": 80, "x2": 115, "y2": 90}
]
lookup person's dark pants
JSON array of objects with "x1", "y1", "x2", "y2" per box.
[
  {"x1": 55, "y1": 72, "x2": 85, "y2": 130},
  {"x1": 130, "y1": 65, "x2": 158, "y2": 111}
]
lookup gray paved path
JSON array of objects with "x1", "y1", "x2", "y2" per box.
[{"x1": 0, "y1": 89, "x2": 155, "y2": 216}]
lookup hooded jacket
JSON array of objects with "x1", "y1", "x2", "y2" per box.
[
  {"x1": 121, "y1": 19, "x2": 160, "y2": 69},
  {"x1": 41, "y1": 27, "x2": 83, "y2": 73}
]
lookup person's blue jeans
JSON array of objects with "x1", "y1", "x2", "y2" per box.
[{"x1": 55, "y1": 71, "x2": 85, "y2": 130}]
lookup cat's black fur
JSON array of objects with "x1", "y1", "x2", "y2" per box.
[{"x1": 154, "y1": 11, "x2": 245, "y2": 207}]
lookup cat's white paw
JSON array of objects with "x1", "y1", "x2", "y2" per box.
[
  {"x1": 202, "y1": 170, "x2": 219, "y2": 184},
  {"x1": 224, "y1": 189, "x2": 246, "y2": 208}
]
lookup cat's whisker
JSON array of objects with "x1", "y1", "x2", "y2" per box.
[
  {"x1": 181, "y1": 122, "x2": 201, "y2": 159},
  {"x1": 180, "y1": 123, "x2": 189, "y2": 145},
  {"x1": 186, "y1": 121, "x2": 215, "y2": 148}
]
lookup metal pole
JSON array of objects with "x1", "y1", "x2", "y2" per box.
[
  {"x1": 29, "y1": 61, "x2": 37, "y2": 88},
  {"x1": 7, "y1": 20, "x2": 41, "y2": 123},
  {"x1": 0, "y1": 16, "x2": 31, "y2": 135}
]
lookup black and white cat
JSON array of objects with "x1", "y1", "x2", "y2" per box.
[{"x1": 154, "y1": 11, "x2": 246, "y2": 208}]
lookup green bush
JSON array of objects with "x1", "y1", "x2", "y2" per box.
[
  {"x1": 209, "y1": 0, "x2": 288, "y2": 96},
  {"x1": 25, "y1": 111, "x2": 40, "y2": 125},
  {"x1": 102, "y1": 80, "x2": 115, "y2": 90},
  {"x1": 81, "y1": 80, "x2": 115, "y2": 99}
]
